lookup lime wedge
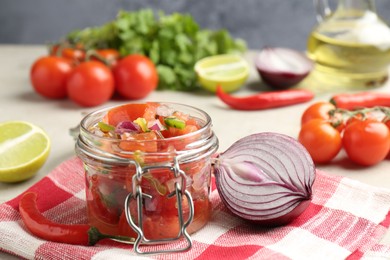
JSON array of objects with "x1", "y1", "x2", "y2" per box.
[
  {"x1": 0, "y1": 121, "x2": 50, "y2": 183},
  {"x1": 195, "y1": 54, "x2": 250, "y2": 92}
]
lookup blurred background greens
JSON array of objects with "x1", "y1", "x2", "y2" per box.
[{"x1": 3, "y1": 0, "x2": 389, "y2": 50}]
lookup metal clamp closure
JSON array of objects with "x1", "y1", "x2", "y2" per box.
[{"x1": 124, "y1": 162, "x2": 194, "y2": 255}]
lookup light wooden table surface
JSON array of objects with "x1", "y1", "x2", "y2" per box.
[{"x1": 1, "y1": 45, "x2": 389, "y2": 259}]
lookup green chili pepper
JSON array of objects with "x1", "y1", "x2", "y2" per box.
[
  {"x1": 164, "y1": 117, "x2": 186, "y2": 129},
  {"x1": 98, "y1": 122, "x2": 115, "y2": 133}
]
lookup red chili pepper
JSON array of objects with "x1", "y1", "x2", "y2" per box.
[
  {"x1": 330, "y1": 92, "x2": 390, "y2": 110},
  {"x1": 19, "y1": 192, "x2": 133, "y2": 245},
  {"x1": 216, "y1": 85, "x2": 314, "y2": 110}
]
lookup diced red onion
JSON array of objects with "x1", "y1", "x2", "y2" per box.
[
  {"x1": 144, "y1": 197, "x2": 159, "y2": 211},
  {"x1": 166, "y1": 174, "x2": 192, "y2": 193},
  {"x1": 156, "y1": 104, "x2": 175, "y2": 117},
  {"x1": 148, "y1": 119, "x2": 166, "y2": 131},
  {"x1": 213, "y1": 132, "x2": 315, "y2": 226},
  {"x1": 115, "y1": 121, "x2": 140, "y2": 134},
  {"x1": 192, "y1": 166, "x2": 208, "y2": 191}
]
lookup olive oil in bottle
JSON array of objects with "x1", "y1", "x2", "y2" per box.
[
  {"x1": 307, "y1": 31, "x2": 390, "y2": 88},
  {"x1": 306, "y1": 4, "x2": 390, "y2": 90}
]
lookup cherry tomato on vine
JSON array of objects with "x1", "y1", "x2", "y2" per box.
[
  {"x1": 346, "y1": 112, "x2": 378, "y2": 127},
  {"x1": 342, "y1": 119, "x2": 390, "y2": 166},
  {"x1": 93, "y1": 49, "x2": 120, "y2": 67},
  {"x1": 50, "y1": 44, "x2": 85, "y2": 63},
  {"x1": 30, "y1": 56, "x2": 73, "y2": 99},
  {"x1": 384, "y1": 118, "x2": 390, "y2": 130},
  {"x1": 66, "y1": 61, "x2": 114, "y2": 107},
  {"x1": 62, "y1": 48, "x2": 85, "y2": 62},
  {"x1": 384, "y1": 118, "x2": 390, "y2": 158},
  {"x1": 301, "y1": 102, "x2": 336, "y2": 126},
  {"x1": 113, "y1": 54, "x2": 158, "y2": 100},
  {"x1": 298, "y1": 118, "x2": 342, "y2": 164}
]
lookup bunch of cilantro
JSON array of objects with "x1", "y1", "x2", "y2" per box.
[{"x1": 66, "y1": 9, "x2": 246, "y2": 91}]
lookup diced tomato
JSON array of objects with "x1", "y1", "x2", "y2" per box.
[
  {"x1": 119, "y1": 131, "x2": 158, "y2": 152},
  {"x1": 172, "y1": 111, "x2": 189, "y2": 122},
  {"x1": 87, "y1": 102, "x2": 211, "y2": 240},
  {"x1": 104, "y1": 103, "x2": 149, "y2": 126},
  {"x1": 162, "y1": 125, "x2": 199, "y2": 150},
  {"x1": 143, "y1": 215, "x2": 181, "y2": 240},
  {"x1": 142, "y1": 198, "x2": 209, "y2": 240},
  {"x1": 143, "y1": 102, "x2": 159, "y2": 121},
  {"x1": 103, "y1": 102, "x2": 161, "y2": 127},
  {"x1": 169, "y1": 125, "x2": 198, "y2": 137},
  {"x1": 182, "y1": 161, "x2": 206, "y2": 177},
  {"x1": 186, "y1": 118, "x2": 200, "y2": 127},
  {"x1": 118, "y1": 208, "x2": 182, "y2": 241},
  {"x1": 117, "y1": 205, "x2": 138, "y2": 238},
  {"x1": 188, "y1": 199, "x2": 211, "y2": 233}
]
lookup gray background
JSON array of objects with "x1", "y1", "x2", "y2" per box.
[{"x1": 1, "y1": 0, "x2": 390, "y2": 51}]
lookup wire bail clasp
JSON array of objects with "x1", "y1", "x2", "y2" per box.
[{"x1": 124, "y1": 158, "x2": 194, "y2": 255}]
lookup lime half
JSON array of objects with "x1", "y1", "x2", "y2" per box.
[
  {"x1": 0, "y1": 121, "x2": 50, "y2": 183},
  {"x1": 195, "y1": 54, "x2": 250, "y2": 93}
]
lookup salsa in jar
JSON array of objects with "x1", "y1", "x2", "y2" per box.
[{"x1": 75, "y1": 102, "x2": 218, "y2": 250}]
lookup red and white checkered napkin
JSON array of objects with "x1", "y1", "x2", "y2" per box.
[{"x1": 0, "y1": 157, "x2": 390, "y2": 260}]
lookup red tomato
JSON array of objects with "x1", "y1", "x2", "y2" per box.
[
  {"x1": 384, "y1": 118, "x2": 390, "y2": 157},
  {"x1": 30, "y1": 56, "x2": 73, "y2": 99},
  {"x1": 113, "y1": 54, "x2": 158, "y2": 100},
  {"x1": 50, "y1": 44, "x2": 85, "y2": 63},
  {"x1": 66, "y1": 61, "x2": 115, "y2": 107},
  {"x1": 343, "y1": 119, "x2": 390, "y2": 166},
  {"x1": 384, "y1": 118, "x2": 390, "y2": 131},
  {"x1": 119, "y1": 131, "x2": 158, "y2": 152},
  {"x1": 93, "y1": 49, "x2": 120, "y2": 67},
  {"x1": 298, "y1": 119, "x2": 342, "y2": 164},
  {"x1": 62, "y1": 48, "x2": 85, "y2": 62},
  {"x1": 301, "y1": 102, "x2": 336, "y2": 126},
  {"x1": 346, "y1": 112, "x2": 378, "y2": 126}
]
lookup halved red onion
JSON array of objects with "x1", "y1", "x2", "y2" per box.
[
  {"x1": 213, "y1": 132, "x2": 315, "y2": 226},
  {"x1": 255, "y1": 47, "x2": 313, "y2": 89}
]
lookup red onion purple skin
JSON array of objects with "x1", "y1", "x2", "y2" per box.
[
  {"x1": 258, "y1": 70, "x2": 311, "y2": 90},
  {"x1": 255, "y1": 47, "x2": 313, "y2": 89},
  {"x1": 213, "y1": 132, "x2": 315, "y2": 227},
  {"x1": 215, "y1": 171, "x2": 311, "y2": 227}
]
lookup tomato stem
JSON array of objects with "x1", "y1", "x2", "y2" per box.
[
  {"x1": 84, "y1": 50, "x2": 113, "y2": 66},
  {"x1": 328, "y1": 106, "x2": 390, "y2": 127}
]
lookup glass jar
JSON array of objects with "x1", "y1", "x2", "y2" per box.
[{"x1": 75, "y1": 102, "x2": 218, "y2": 254}]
